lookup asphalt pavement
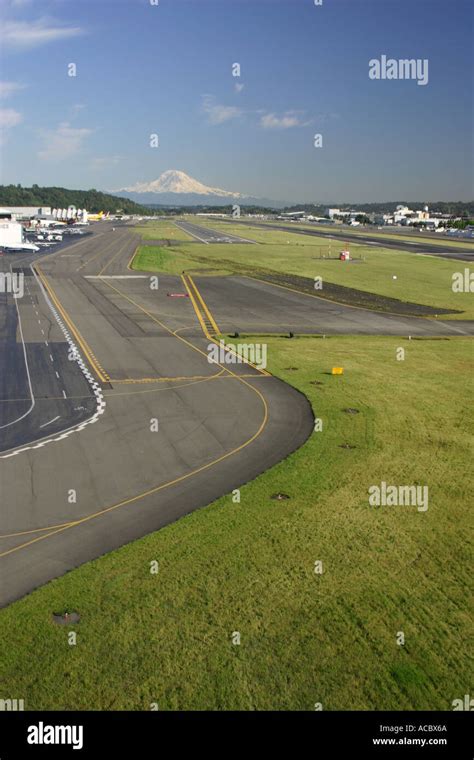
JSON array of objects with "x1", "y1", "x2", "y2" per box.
[
  {"x1": 0, "y1": 223, "x2": 472, "y2": 606},
  {"x1": 175, "y1": 219, "x2": 257, "y2": 244},
  {"x1": 218, "y1": 219, "x2": 474, "y2": 261},
  {"x1": 0, "y1": 225, "x2": 313, "y2": 606}
]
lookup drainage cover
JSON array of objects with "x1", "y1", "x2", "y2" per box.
[
  {"x1": 52, "y1": 611, "x2": 81, "y2": 625},
  {"x1": 339, "y1": 443, "x2": 356, "y2": 449},
  {"x1": 343, "y1": 408, "x2": 360, "y2": 414},
  {"x1": 271, "y1": 492, "x2": 291, "y2": 501}
]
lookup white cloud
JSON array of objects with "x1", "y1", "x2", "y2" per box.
[
  {"x1": 201, "y1": 95, "x2": 242, "y2": 125},
  {"x1": 38, "y1": 121, "x2": 92, "y2": 161},
  {"x1": 3, "y1": 18, "x2": 83, "y2": 50},
  {"x1": 259, "y1": 111, "x2": 310, "y2": 129},
  {"x1": 0, "y1": 81, "x2": 25, "y2": 98},
  {"x1": 0, "y1": 108, "x2": 23, "y2": 128}
]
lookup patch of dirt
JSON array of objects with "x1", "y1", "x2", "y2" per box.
[
  {"x1": 52, "y1": 611, "x2": 81, "y2": 625},
  {"x1": 182, "y1": 252, "x2": 460, "y2": 317},
  {"x1": 259, "y1": 273, "x2": 460, "y2": 317}
]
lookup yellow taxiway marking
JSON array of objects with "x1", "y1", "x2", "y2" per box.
[
  {"x1": 76, "y1": 232, "x2": 127, "y2": 272},
  {"x1": 242, "y1": 274, "x2": 438, "y2": 320},
  {"x1": 127, "y1": 245, "x2": 139, "y2": 270},
  {"x1": 0, "y1": 280, "x2": 272, "y2": 554},
  {"x1": 0, "y1": 379, "x2": 266, "y2": 551},
  {"x1": 35, "y1": 266, "x2": 111, "y2": 383},
  {"x1": 97, "y1": 237, "x2": 136, "y2": 276},
  {"x1": 186, "y1": 274, "x2": 220, "y2": 334},
  {"x1": 181, "y1": 275, "x2": 210, "y2": 338},
  {"x1": 182, "y1": 274, "x2": 270, "y2": 377}
]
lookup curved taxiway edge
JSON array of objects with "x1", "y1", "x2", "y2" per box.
[{"x1": 0, "y1": 373, "x2": 314, "y2": 607}]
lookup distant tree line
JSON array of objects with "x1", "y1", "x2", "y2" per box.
[
  {"x1": 446, "y1": 218, "x2": 474, "y2": 229},
  {"x1": 149, "y1": 201, "x2": 474, "y2": 217},
  {"x1": 147, "y1": 204, "x2": 278, "y2": 215},
  {"x1": 0, "y1": 185, "x2": 162, "y2": 215}
]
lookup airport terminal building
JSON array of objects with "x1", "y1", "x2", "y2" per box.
[{"x1": 0, "y1": 206, "x2": 52, "y2": 220}]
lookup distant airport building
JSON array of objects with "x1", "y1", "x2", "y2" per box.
[
  {"x1": 326, "y1": 208, "x2": 355, "y2": 219},
  {"x1": 326, "y1": 208, "x2": 367, "y2": 222},
  {"x1": 195, "y1": 212, "x2": 227, "y2": 217},
  {"x1": 373, "y1": 213, "x2": 394, "y2": 225},
  {"x1": 280, "y1": 211, "x2": 306, "y2": 219},
  {"x1": 0, "y1": 207, "x2": 89, "y2": 221},
  {"x1": 0, "y1": 206, "x2": 51, "y2": 220},
  {"x1": 374, "y1": 204, "x2": 445, "y2": 228}
]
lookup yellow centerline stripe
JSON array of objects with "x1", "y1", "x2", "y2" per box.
[
  {"x1": 35, "y1": 265, "x2": 110, "y2": 383},
  {"x1": 0, "y1": 277, "x2": 272, "y2": 554},
  {"x1": 127, "y1": 245, "x2": 139, "y2": 270},
  {"x1": 187, "y1": 274, "x2": 220, "y2": 334},
  {"x1": 181, "y1": 275, "x2": 211, "y2": 339},
  {"x1": 0, "y1": 383, "x2": 267, "y2": 556},
  {"x1": 183, "y1": 274, "x2": 270, "y2": 377},
  {"x1": 76, "y1": 232, "x2": 127, "y2": 271},
  {"x1": 97, "y1": 237, "x2": 136, "y2": 276},
  {"x1": 243, "y1": 274, "x2": 437, "y2": 320}
]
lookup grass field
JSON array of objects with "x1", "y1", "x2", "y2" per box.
[
  {"x1": 0, "y1": 335, "x2": 472, "y2": 710},
  {"x1": 249, "y1": 219, "x2": 474, "y2": 249},
  {"x1": 137, "y1": 221, "x2": 195, "y2": 242},
  {"x1": 184, "y1": 216, "x2": 474, "y2": 249},
  {"x1": 131, "y1": 245, "x2": 224, "y2": 275},
  {"x1": 133, "y1": 220, "x2": 474, "y2": 319}
]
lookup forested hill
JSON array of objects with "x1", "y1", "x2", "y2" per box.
[{"x1": 0, "y1": 185, "x2": 158, "y2": 214}]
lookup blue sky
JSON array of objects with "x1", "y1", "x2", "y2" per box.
[{"x1": 0, "y1": 0, "x2": 472, "y2": 202}]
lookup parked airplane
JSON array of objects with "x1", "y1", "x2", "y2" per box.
[
  {"x1": 87, "y1": 211, "x2": 107, "y2": 221},
  {"x1": 1, "y1": 241, "x2": 40, "y2": 252}
]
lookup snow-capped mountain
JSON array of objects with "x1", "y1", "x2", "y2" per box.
[
  {"x1": 118, "y1": 170, "x2": 243, "y2": 198},
  {"x1": 112, "y1": 170, "x2": 285, "y2": 207}
]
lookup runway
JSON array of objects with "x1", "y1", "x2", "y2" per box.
[
  {"x1": 191, "y1": 275, "x2": 474, "y2": 336},
  {"x1": 175, "y1": 219, "x2": 257, "y2": 244},
  {"x1": 0, "y1": 225, "x2": 313, "y2": 606},
  {"x1": 1, "y1": 223, "x2": 472, "y2": 606},
  {"x1": 218, "y1": 219, "x2": 474, "y2": 261}
]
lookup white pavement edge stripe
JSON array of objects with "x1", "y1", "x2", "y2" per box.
[
  {"x1": 0, "y1": 266, "x2": 36, "y2": 430},
  {"x1": 0, "y1": 265, "x2": 107, "y2": 459}
]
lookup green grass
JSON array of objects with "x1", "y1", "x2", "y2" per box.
[
  {"x1": 135, "y1": 221, "x2": 195, "y2": 242},
  {"x1": 131, "y1": 245, "x2": 226, "y2": 276},
  {"x1": 251, "y1": 219, "x2": 474, "y2": 249},
  {"x1": 0, "y1": 336, "x2": 472, "y2": 710},
  {"x1": 131, "y1": 245, "x2": 190, "y2": 275},
  {"x1": 155, "y1": 219, "x2": 473, "y2": 319}
]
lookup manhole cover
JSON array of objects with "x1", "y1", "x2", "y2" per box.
[
  {"x1": 52, "y1": 611, "x2": 81, "y2": 625},
  {"x1": 343, "y1": 408, "x2": 359, "y2": 414},
  {"x1": 339, "y1": 443, "x2": 356, "y2": 449},
  {"x1": 271, "y1": 492, "x2": 291, "y2": 501}
]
